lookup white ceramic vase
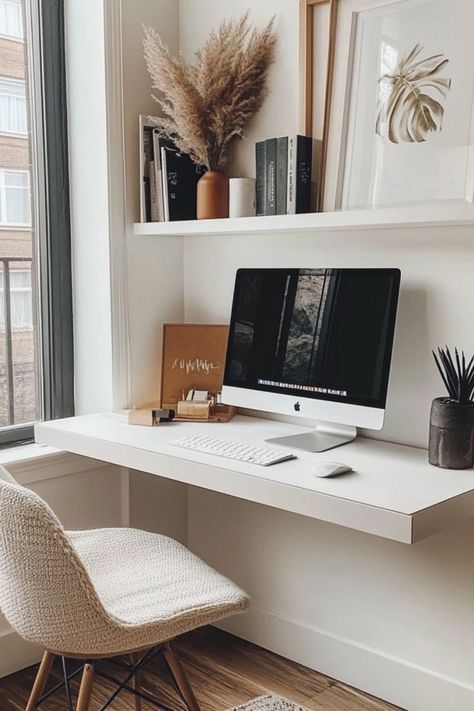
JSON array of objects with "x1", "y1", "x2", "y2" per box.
[{"x1": 229, "y1": 178, "x2": 256, "y2": 218}]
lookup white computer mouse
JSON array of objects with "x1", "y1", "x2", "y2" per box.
[{"x1": 312, "y1": 461, "x2": 353, "y2": 478}]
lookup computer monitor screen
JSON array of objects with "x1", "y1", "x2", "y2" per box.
[{"x1": 222, "y1": 268, "x2": 400, "y2": 433}]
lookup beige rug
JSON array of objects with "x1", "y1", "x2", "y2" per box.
[{"x1": 229, "y1": 695, "x2": 309, "y2": 711}]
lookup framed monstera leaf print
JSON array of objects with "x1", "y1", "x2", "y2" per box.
[{"x1": 319, "y1": 0, "x2": 474, "y2": 210}]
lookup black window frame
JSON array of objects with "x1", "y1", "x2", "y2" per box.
[{"x1": 0, "y1": 0, "x2": 74, "y2": 447}]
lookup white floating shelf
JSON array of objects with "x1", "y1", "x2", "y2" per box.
[{"x1": 133, "y1": 202, "x2": 474, "y2": 237}]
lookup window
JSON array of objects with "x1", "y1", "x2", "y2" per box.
[
  {"x1": 0, "y1": 79, "x2": 27, "y2": 134},
  {"x1": 0, "y1": 169, "x2": 30, "y2": 224},
  {"x1": 0, "y1": 0, "x2": 23, "y2": 39},
  {"x1": 0, "y1": 267, "x2": 33, "y2": 329},
  {"x1": 0, "y1": 0, "x2": 73, "y2": 444}
]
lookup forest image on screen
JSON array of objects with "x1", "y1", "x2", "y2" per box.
[{"x1": 225, "y1": 269, "x2": 399, "y2": 409}]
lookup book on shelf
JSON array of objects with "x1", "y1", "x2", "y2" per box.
[
  {"x1": 255, "y1": 134, "x2": 313, "y2": 216},
  {"x1": 255, "y1": 141, "x2": 266, "y2": 216},
  {"x1": 265, "y1": 137, "x2": 277, "y2": 216},
  {"x1": 152, "y1": 128, "x2": 166, "y2": 222},
  {"x1": 139, "y1": 115, "x2": 203, "y2": 223},
  {"x1": 294, "y1": 135, "x2": 312, "y2": 215},
  {"x1": 149, "y1": 160, "x2": 158, "y2": 222},
  {"x1": 139, "y1": 116, "x2": 155, "y2": 222},
  {"x1": 161, "y1": 145, "x2": 205, "y2": 221},
  {"x1": 276, "y1": 136, "x2": 288, "y2": 215}
]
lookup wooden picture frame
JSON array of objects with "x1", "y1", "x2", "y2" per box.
[
  {"x1": 160, "y1": 324, "x2": 229, "y2": 410},
  {"x1": 299, "y1": 0, "x2": 339, "y2": 212}
]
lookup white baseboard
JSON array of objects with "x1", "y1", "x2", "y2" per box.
[
  {"x1": 218, "y1": 605, "x2": 474, "y2": 711},
  {"x1": 0, "y1": 628, "x2": 41, "y2": 678}
]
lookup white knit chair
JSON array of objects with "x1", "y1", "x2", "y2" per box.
[{"x1": 0, "y1": 465, "x2": 249, "y2": 710}]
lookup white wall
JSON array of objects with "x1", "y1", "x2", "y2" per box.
[
  {"x1": 67, "y1": 0, "x2": 184, "y2": 412},
  {"x1": 121, "y1": 0, "x2": 185, "y2": 407},
  {"x1": 129, "y1": 469, "x2": 188, "y2": 542},
  {"x1": 182, "y1": 226, "x2": 474, "y2": 711},
  {"x1": 120, "y1": 0, "x2": 189, "y2": 579},
  {"x1": 182, "y1": 226, "x2": 474, "y2": 449},
  {"x1": 179, "y1": 0, "x2": 299, "y2": 179},
  {"x1": 177, "y1": 2, "x2": 474, "y2": 708},
  {"x1": 66, "y1": 0, "x2": 114, "y2": 414},
  {"x1": 189, "y1": 490, "x2": 474, "y2": 711}
]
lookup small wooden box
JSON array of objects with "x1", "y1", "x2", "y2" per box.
[{"x1": 128, "y1": 408, "x2": 161, "y2": 426}]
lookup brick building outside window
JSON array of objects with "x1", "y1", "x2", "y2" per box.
[{"x1": 0, "y1": 0, "x2": 38, "y2": 429}]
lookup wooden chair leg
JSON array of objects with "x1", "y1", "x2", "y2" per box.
[
  {"x1": 163, "y1": 642, "x2": 201, "y2": 711},
  {"x1": 25, "y1": 651, "x2": 55, "y2": 711},
  {"x1": 130, "y1": 653, "x2": 142, "y2": 711},
  {"x1": 76, "y1": 663, "x2": 95, "y2": 711}
]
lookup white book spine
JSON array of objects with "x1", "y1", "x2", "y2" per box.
[
  {"x1": 156, "y1": 170, "x2": 164, "y2": 222},
  {"x1": 286, "y1": 135, "x2": 296, "y2": 215}
]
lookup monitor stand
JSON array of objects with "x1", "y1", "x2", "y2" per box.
[{"x1": 266, "y1": 422, "x2": 357, "y2": 453}]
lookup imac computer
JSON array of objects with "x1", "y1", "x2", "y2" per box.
[{"x1": 222, "y1": 268, "x2": 401, "y2": 452}]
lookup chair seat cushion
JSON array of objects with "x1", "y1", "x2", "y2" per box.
[{"x1": 69, "y1": 528, "x2": 248, "y2": 639}]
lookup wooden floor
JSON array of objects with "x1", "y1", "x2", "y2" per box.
[{"x1": 0, "y1": 627, "x2": 403, "y2": 711}]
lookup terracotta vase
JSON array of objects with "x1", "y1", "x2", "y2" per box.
[{"x1": 197, "y1": 171, "x2": 229, "y2": 219}]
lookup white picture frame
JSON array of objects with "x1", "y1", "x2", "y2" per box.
[{"x1": 320, "y1": 0, "x2": 474, "y2": 211}]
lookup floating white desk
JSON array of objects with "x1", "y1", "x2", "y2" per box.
[{"x1": 35, "y1": 413, "x2": 474, "y2": 544}]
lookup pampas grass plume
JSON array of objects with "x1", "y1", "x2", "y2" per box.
[{"x1": 143, "y1": 13, "x2": 276, "y2": 171}]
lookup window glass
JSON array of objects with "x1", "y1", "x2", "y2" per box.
[
  {"x1": 0, "y1": 79, "x2": 27, "y2": 134},
  {"x1": 0, "y1": 267, "x2": 32, "y2": 328},
  {"x1": 0, "y1": 0, "x2": 23, "y2": 39},
  {"x1": 0, "y1": 169, "x2": 30, "y2": 223},
  {"x1": 0, "y1": 0, "x2": 38, "y2": 430}
]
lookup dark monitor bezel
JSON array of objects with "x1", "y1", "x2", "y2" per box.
[{"x1": 223, "y1": 267, "x2": 401, "y2": 411}]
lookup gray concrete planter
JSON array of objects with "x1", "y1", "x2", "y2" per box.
[{"x1": 429, "y1": 397, "x2": 474, "y2": 469}]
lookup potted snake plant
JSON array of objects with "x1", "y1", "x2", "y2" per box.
[{"x1": 429, "y1": 346, "x2": 474, "y2": 469}]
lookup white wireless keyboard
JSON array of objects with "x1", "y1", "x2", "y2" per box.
[{"x1": 169, "y1": 434, "x2": 297, "y2": 466}]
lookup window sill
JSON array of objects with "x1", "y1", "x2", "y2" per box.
[
  {"x1": 0, "y1": 441, "x2": 107, "y2": 485},
  {"x1": 0, "y1": 224, "x2": 31, "y2": 231},
  {"x1": 0, "y1": 130, "x2": 28, "y2": 139},
  {"x1": 0, "y1": 34, "x2": 24, "y2": 44}
]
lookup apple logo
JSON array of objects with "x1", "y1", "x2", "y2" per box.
[{"x1": 294, "y1": 402, "x2": 301, "y2": 412}]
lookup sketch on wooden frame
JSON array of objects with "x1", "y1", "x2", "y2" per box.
[
  {"x1": 303, "y1": 0, "x2": 474, "y2": 211},
  {"x1": 160, "y1": 324, "x2": 229, "y2": 409}
]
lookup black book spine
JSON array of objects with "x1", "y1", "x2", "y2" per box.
[
  {"x1": 143, "y1": 125, "x2": 154, "y2": 222},
  {"x1": 265, "y1": 138, "x2": 277, "y2": 216},
  {"x1": 255, "y1": 141, "x2": 266, "y2": 216},
  {"x1": 143, "y1": 176, "x2": 152, "y2": 221},
  {"x1": 162, "y1": 146, "x2": 205, "y2": 221},
  {"x1": 276, "y1": 137, "x2": 288, "y2": 215},
  {"x1": 295, "y1": 135, "x2": 312, "y2": 214}
]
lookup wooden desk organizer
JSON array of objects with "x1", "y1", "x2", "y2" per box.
[
  {"x1": 177, "y1": 400, "x2": 211, "y2": 419},
  {"x1": 174, "y1": 400, "x2": 235, "y2": 423}
]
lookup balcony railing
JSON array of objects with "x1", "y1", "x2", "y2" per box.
[{"x1": 0, "y1": 256, "x2": 34, "y2": 427}]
